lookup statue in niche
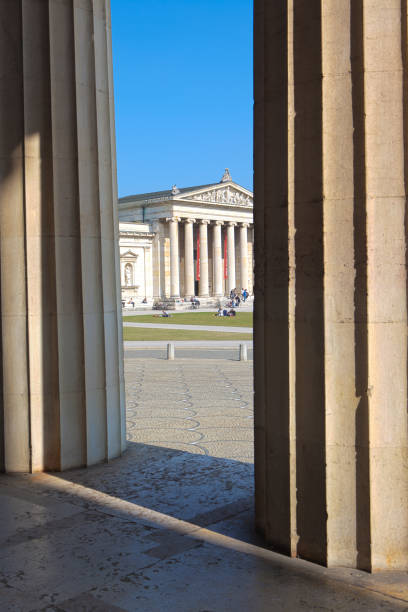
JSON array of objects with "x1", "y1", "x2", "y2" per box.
[{"x1": 125, "y1": 263, "x2": 133, "y2": 286}]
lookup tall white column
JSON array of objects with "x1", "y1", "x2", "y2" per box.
[
  {"x1": 152, "y1": 221, "x2": 161, "y2": 298},
  {"x1": 198, "y1": 220, "x2": 210, "y2": 297},
  {"x1": 184, "y1": 218, "x2": 195, "y2": 298},
  {"x1": 239, "y1": 223, "x2": 249, "y2": 291},
  {"x1": 0, "y1": 0, "x2": 125, "y2": 472},
  {"x1": 226, "y1": 222, "x2": 237, "y2": 293},
  {"x1": 167, "y1": 217, "x2": 180, "y2": 298},
  {"x1": 212, "y1": 221, "x2": 224, "y2": 297}
]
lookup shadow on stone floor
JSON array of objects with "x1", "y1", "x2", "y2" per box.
[
  {"x1": 43, "y1": 441, "x2": 258, "y2": 545},
  {"x1": 2, "y1": 443, "x2": 408, "y2": 610}
]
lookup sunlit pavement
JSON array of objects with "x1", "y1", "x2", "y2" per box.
[
  {"x1": 124, "y1": 347, "x2": 254, "y2": 360},
  {"x1": 0, "y1": 358, "x2": 408, "y2": 611}
]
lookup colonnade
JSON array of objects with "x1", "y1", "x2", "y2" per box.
[
  {"x1": 165, "y1": 217, "x2": 251, "y2": 298},
  {"x1": 2, "y1": 0, "x2": 408, "y2": 579}
]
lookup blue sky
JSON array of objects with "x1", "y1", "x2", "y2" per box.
[{"x1": 111, "y1": 0, "x2": 253, "y2": 197}]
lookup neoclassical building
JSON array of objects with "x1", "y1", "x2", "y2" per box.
[{"x1": 118, "y1": 170, "x2": 253, "y2": 302}]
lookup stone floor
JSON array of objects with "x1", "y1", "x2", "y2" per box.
[{"x1": 0, "y1": 357, "x2": 408, "y2": 611}]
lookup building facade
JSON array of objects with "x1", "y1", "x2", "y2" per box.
[{"x1": 118, "y1": 170, "x2": 253, "y2": 302}]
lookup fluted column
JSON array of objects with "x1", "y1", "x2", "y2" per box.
[
  {"x1": 184, "y1": 218, "x2": 195, "y2": 298},
  {"x1": 226, "y1": 222, "x2": 236, "y2": 293},
  {"x1": 152, "y1": 221, "x2": 161, "y2": 298},
  {"x1": 0, "y1": 0, "x2": 125, "y2": 472},
  {"x1": 239, "y1": 223, "x2": 249, "y2": 291},
  {"x1": 167, "y1": 217, "x2": 180, "y2": 298},
  {"x1": 255, "y1": 0, "x2": 408, "y2": 571},
  {"x1": 198, "y1": 220, "x2": 210, "y2": 297},
  {"x1": 212, "y1": 221, "x2": 224, "y2": 297}
]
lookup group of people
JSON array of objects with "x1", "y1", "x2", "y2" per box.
[
  {"x1": 121, "y1": 297, "x2": 148, "y2": 309},
  {"x1": 153, "y1": 310, "x2": 170, "y2": 318},
  {"x1": 122, "y1": 298, "x2": 135, "y2": 309},
  {"x1": 216, "y1": 307, "x2": 236, "y2": 317},
  {"x1": 189, "y1": 296, "x2": 200, "y2": 309},
  {"x1": 227, "y1": 287, "x2": 249, "y2": 308}
]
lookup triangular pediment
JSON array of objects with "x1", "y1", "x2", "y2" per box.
[
  {"x1": 121, "y1": 250, "x2": 139, "y2": 258},
  {"x1": 177, "y1": 183, "x2": 253, "y2": 208}
]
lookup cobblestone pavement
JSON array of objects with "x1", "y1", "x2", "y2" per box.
[
  {"x1": 0, "y1": 359, "x2": 407, "y2": 609},
  {"x1": 125, "y1": 357, "x2": 254, "y2": 463}
]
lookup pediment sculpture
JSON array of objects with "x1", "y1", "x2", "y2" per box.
[{"x1": 182, "y1": 186, "x2": 252, "y2": 207}]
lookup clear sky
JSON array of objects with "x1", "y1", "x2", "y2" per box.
[{"x1": 111, "y1": 0, "x2": 253, "y2": 197}]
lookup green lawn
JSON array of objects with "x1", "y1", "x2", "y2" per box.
[
  {"x1": 123, "y1": 327, "x2": 253, "y2": 341},
  {"x1": 123, "y1": 311, "x2": 253, "y2": 327}
]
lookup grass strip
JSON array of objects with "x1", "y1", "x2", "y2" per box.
[
  {"x1": 123, "y1": 327, "x2": 253, "y2": 342},
  {"x1": 123, "y1": 311, "x2": 253, "y2": 328}
]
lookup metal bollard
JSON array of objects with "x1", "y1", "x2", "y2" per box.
[
  {"x1": 239, "y1": 343, "x2": 248, "y2": 362},
  {"x1": 167, "y1": 343, "x2": 175, "y2": 360}
]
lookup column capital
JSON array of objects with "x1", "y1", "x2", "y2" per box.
[
  {"x1": 227, "y1": 221, "x2": 237, "y2": 227},
  {"x1": 198, "y1": 219, "x2": 210, "y2": 225},
  {"x1": 166, "y1": 216, "x2": 180, "y2": 223},
  {"x1": 213, "y1": 220, "x2": 224, "y2": 226},
  {"x1": 184, "y1": 218, "x2": 196, "y2": 224},
  {"x1": 240, "y1": 222, "x2": 250, "y2": 228}
]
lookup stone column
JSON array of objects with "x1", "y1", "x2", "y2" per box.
[
  {"x1": 239, "y1": 223, "x2": 249, "y2": 291},
  {"x1": 0, "y1": 0, "x2": 125, "y2": 472},
  {"x1": 212, "y1": 221, "x2": 224, "y2": 297},
  {"x1": 152, "y1": 221, "x2": 161, "y2": 299},
  {"x1": 167, "y1": 217, "x2": 180, "y2": 298},
  {"x1": 198, "y1": 220, "x2": 210, "y2": 297},
  {"x1": 184, "y1": 218, "x2": 195, "y2": 298},
  {"x1": 254, "y1": 0, "x2": 408, "y2": 571},
  {"x1": 226, "y1": 222, "x2": 236, "y2": 293}
]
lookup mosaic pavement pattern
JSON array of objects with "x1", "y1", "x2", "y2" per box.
[
  {"x1": 125, "y1": 358, "x2": 254, "y2": 463},
  {"x1": 0, "y1": 359, "x2": 407, "y2": 609}
]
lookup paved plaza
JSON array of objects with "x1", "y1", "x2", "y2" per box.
[
  {"x1": 126, "y1": 357, "x2": 254, "y2": 463},
  {"x1": 0, "y1": 358, "x2": 407, "y2": 610}
]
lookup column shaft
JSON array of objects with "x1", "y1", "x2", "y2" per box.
[
  {"x1": 239, "y1": 224, "x2": 249, "y2": 290},
  {"x1": 168, "y1": 217, "x2": 180, "y2": 297},
  {"x1": 254, "y1": 0, "x2": 408, "y2": 570},
  {"x1": 212, "y1": 222, "x2": 223, "y2": 296},
  {"x1": 362, "y1": 0, "x2": 408, "y2": 571},
  {"x1": 184, "y1": 219, "x2": 195, "y2": 298},
  {"x1": 0, "y1": 0, "x2": 125, "y2": 472},
  {"x1": 198, "y1": 221, "x2": 209, "y2": 297},
  {"x1": 226, "y1": 223, "x2": 236, "y2": 293},
  {"x1": 152, "y1": 221, "x2": 161, "y2": 298}
]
